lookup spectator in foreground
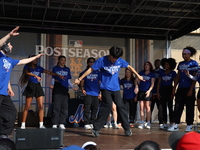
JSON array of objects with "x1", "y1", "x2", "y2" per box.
[
  {"x1": 168, "y1": 131, "x2": 200, "y2": 150},
  {"x1": 134, "y1": 140, "x2": 160, "y2": 150},
  {"x1": 62, "y1": 145, "x2": 84, "y2": 150},
  {"x1": 82, "y1": 141, "x2": 99, "y2": 150}
]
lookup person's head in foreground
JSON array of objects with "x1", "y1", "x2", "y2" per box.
[
  {"x1": 168, "y1": 131, "x2": 200, "y2": 150},
  {"x1": 134, "y1": 140, "x2": 160, "y2": 150},
  {"x1": 82, "y1": 141, "x2": 99, "y2": 150}
]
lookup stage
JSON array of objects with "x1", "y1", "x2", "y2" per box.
[
  {"x1": 62, "y1": 123, "x2": 172, "y2": 150},
  {"x1": 11, "y1": 123, "x2": 195, "y2": 150}
]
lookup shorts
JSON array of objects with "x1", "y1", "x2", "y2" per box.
[
  {"x1": 23, "y1": 82, "x2": 44, "y2": 97},
  {"x1": 137, "y1": 91, "x2": 152, "y2": 101}
]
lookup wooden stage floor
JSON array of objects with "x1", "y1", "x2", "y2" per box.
[
  {"x1": 11, "y1": 123, "x2": 198, "y2": 150},
  {"x1": 62, "y1": 123, "x2": 172, "y2": 150}
]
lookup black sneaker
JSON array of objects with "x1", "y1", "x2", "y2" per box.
[
  {"x1": 113, "y1": 123, "x2": 120, "y2": 129},
  {"x1": 92, "y1": 130, "x2": 99, "y2": 137},
  {"x1": 125, "y1": 129, "x2": 132, "y2": 136}
]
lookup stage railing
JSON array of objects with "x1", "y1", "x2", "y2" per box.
[{"x1": 11, "y1": 84, "x2": 52, "y2": 117}]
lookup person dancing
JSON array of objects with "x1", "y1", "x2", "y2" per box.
[
  {"x1": 120, "y1": 68, "x2": 137, "y2": 127},
  {"x1": 19, "y1": 55, "x2": 64, "y2": 129},
  {"x1": 157, "y1": 58, "x2": 177, "y2": 130},
  {"x1": 185, "y1": 64, "x2": 200, "y2": 129},
  {"x1": 74, "y1": 46, "x2": 144, "y2": 137},
  {"x1": 151, "y1": 59, "x2": 163, "y2": 126},
  {"x1": 79, "y1": 57, "x2": 101, "y2": 130},
  {"x1": 0, "y1": 36, "x2": 44, "y2": 138},
  {"x1": 136, "y1": 61, "x2": 155, "y2": 129},
  {"x1": 168, "y1": 46, "x2": 198, "y2": 132},
  {"x1": 50, "y1": 55, "x2": 75, "y2": 129}
]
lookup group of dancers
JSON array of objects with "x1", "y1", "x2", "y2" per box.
[
  {"x1": 0, "y1": 26, "x2": 200, "y2": 139},
  {"x1": 76, "y1": 46, "x2": 200, "y2": 136}
]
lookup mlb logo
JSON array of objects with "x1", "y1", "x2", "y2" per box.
[{"x1": 69, "y1": 40, "x2": 83, "y2": 47}]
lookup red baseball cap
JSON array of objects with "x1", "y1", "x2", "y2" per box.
[{"x1": 176, "y1": 132, "x2": 200, "y2": 150}]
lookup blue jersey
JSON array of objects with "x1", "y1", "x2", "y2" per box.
[
  {"x1": 52, "y1": 66, "x2": 72, "y2": 89},
  {"x1": 92, "y1": 55, "x2": 129, "y2": 91},
  {"x1": 139, "y1": 71, "x2": 155, "y2": 92},
  {"x1": 120, "y1": 78, "x2": 136, "y2": 99},
  {"x1": 159, "y1": 70, "x2": 177, "y2": 87},
  {"x1": 177, "y1": 60, "x2": 198, "y2": 88},
  {"x1": 80, "y1": 69, "x2": 101, "y2": 96},
  {"x1": 24, "y1": 65, "x2": 44, "y2": 83},
  {"x1": 0, "y1": 52, "x2": 19, "y2": 95},
  {"x1": 152, "y1": 68, "x2": 163, "y2": 94}
]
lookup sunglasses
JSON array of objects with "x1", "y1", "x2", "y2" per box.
[{"x1": 88, "y1": 61, "x2": 95, "y2": 63}]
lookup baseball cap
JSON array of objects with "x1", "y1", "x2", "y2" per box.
[
  {"x1": 176, "y1": 131, "x2": 200, "y2": 150},
  {"x1": 81, "y1": 141, "x2": 97, "y2": 148},
  {"x1": 62, "y1": 145, "x2": 84, "y2": 150},
  {"x1": 168, "y1": 131, "x2": 185, "y2": 150}
]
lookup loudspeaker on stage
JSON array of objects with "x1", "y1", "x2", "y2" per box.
[{"x1": 14, "y1": 128, "x2": 63, "y2": 150}]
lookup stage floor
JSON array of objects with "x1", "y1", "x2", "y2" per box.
[
  {"x1": 11, "y1": 123, "x2": 198, "y2": 150},
  {"x1": 62, "y1": 123, "x2": 172, "y2": 150}
]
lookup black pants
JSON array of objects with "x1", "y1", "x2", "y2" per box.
[
  {"x1": 83, "y1": 95, "x2": 99, "y2": 125},
  {"x1": 123, "y1": 99, "x2": 137, "y2": 123},
  {"x1": 0, "y1": 95, "x2": 17, "y2": 135},
  {"x1": 151, "y1": 94, "x2": 163, "y2": 124},
  {"x1": 160, "y1": 85, "x2": 174, "y2": 123},
  {"x1": 51, "y1": 82, "x2": 69, "y2": 125},
  {"x1": 174, "y1": 88, "x2": 195, "y2": 125},
  {"x1": 93, "y1": 90, "x2": 130, "y2": 131}
]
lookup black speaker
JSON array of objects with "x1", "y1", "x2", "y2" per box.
[{"x1": 14, "y1": 128, "x2": 63, "y2": 149}]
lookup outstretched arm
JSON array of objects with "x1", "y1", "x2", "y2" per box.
[
  {"x1": 43, "y1": 69, "x2": 64, "y2": 80},
  {"x1": 74, "y1": 67, "x2": 94, "y2": 85},
  {"x1": 185, "y1": 70, "x2": 197, "y2": 81},
  {"x1": 0, "y1": 26, "x2": 20, "y2": 47},
  {"x1": 17, "y1": 54, "x2": 44, "y2": 65},
  {"x1": 127, "y1": 65, "x2": 144, "y2": 81}
]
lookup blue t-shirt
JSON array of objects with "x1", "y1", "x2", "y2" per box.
[
  {"x1": 177, "y1": 59, "x2": 198, "y2": 88},
  {"x1": 24, "y1": 65, "x2": 44, "y2": 83},
  {"x1": 80, "y1": 69, "x2": 101, "y2": 96},
  {"x1": 0, "y1": 52, "x2": 19, "y2": 95},
  {"x1": 52, "y1": 66, "x2": 72, "y2": 89},
  {"x1": 120, "y1": 78, "x2": 136, "y2": 99},
  {"x1": 152, "y1": 68, "x2": 163, "y2": 94},
  {"x1": 139, "y1": 71, "x2": 155, "y2": 92},
  {"x1": 92, "y1": 55, "x2": 129, "y2": 91},
  {"x1": 159, "y1": 70, "x2": 177, "y2": 87}
]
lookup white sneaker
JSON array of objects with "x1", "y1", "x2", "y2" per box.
[
  {"x1": 52, "y1": 125, "x2": 57, "y2": 128},
  {"x1": 185, "y1": 125, "x2": 193, "y2": 132},
  {"x1": 167, "y1": 124, "x2": 178, "y2": 132},
  {"x1": 90, "y1": 124, "x2": 93, "y2": 129},
  {"x1": 103, "y1": 123, "x2": 112, "y2": 128},
  {"x1": 84, "y1": 124, "x2": 92, "y2": 130},
  {"x1": 20, "y1": 126, "x2": 25, "y2": 129},
  {"x1": 39, "y1": 126, "x2": 46, "y2": 129},
  {"x1": 59, "y1": 124, "x2": 66, "y2": 130},
  {"x1": 160, "y1": 124, "x2": 168, "y2": 130},
  {"x1": 146, "y1": 123, "x2": 151, "y2": 129},
  {"x1": 138, "y1": 123, "x2": 144, "y2": 129}
]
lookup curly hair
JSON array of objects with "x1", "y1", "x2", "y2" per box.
[
  {"x1": 161, "y1": 58, "x2": 177, "y2": 70},
  {"x1": 183, "y1": 46, "x2": 197, "y2": 57}
]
